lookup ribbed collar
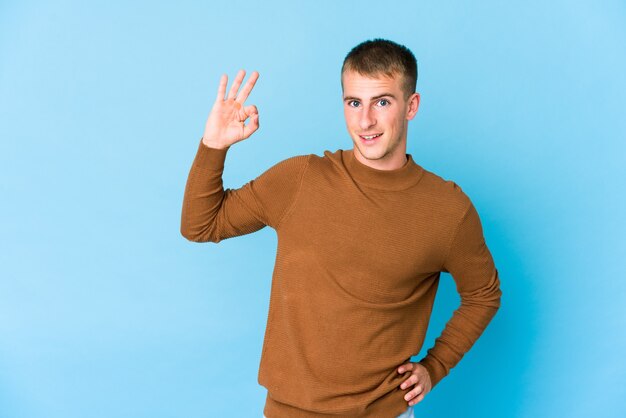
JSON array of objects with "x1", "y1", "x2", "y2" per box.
[{"x1": 343, "y1": 148, "x2": 424, "y2": 191}]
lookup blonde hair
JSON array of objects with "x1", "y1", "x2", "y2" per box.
[{"x1": 341, "y1": 38, "x2": 418, "y2": 99}]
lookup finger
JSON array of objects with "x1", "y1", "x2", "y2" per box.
[
  {"x1": 242, "y1": 113, "x2": 259, "y2": 138},
  {"x1": 398, "y1": 362, "x2": 414, "y2": 373},
  {"x1": 243, "y1": 104, "x2": 258, "y2": 117},
  {"x1": 215, "y1": 74, "x2": 227, "y2": 102},
  {"x1": 236, "y1": 71, "x2": 259, "y2": 103},
  {"x1": 399, "y1": 374, "x2": 417, "y2": 390},
  {"x1": 227, "y1": 69, "x2": 246, "y2": 100},
  {"x1": 404, "y1": 385, "x2": 424, "y2": 404},
  {"x1": 236, "y1": 104, "x2": 257, "y2": 124},
  {"x1": 409, "y1": 390, "x2": 426, "y2": 406}
]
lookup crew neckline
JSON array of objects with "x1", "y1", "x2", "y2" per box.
[{"x1": 343, "y1": 148, "x2": 424, "y2": 191}]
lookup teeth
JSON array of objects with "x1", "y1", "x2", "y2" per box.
[{"x1": 363, "y1": 134, "x2": 381, "y2": 139}]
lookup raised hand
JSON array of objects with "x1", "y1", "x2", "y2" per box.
[{"x1": 202, "y1": 69, "x2": 260, "y2": 149}]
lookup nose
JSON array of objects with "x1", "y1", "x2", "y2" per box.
[{"x1": 359, "y1": 106, "x2": 376, "y2": 130}]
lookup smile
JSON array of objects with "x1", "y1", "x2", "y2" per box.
[{"x1": 360, "y1": 133, "x2": 382, "y2": 140}]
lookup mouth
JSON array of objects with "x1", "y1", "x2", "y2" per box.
[{"x1": 359, "y1": 133, "x2": 382, "y2": 144}]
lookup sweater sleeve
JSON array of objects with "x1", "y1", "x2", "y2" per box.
[
  {"x1": 180, "y1": 138, "x2": 310, "y2": 243},
  {"x1": 418, "y1": 200, "x2": 502, "y2": 389}
]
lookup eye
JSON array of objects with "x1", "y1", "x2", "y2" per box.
[
  {"x1": 377, "y1": 99, "x2": 390, "y2": 107},
  {"x1": 347, "y1": 100, "x2": 360, "y2": 108}
]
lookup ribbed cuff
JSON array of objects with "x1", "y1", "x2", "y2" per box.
[
  {"x1": 193, "y1": 137, "x2": 229, "y2": 171},
  {"x1": 418, "y1": 355, "x2": 447, "y2": 389}
]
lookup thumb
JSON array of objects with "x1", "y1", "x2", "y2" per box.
[
  {"x1": 243, "y1": 112, "x2": 259, "y2": 138},
  {"x1": 243, "y1": 104, "x2": 258, "y2": 118}
]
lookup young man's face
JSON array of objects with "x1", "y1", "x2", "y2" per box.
[{"x1": 341, "y1": 70, "x2": 420, "y2": 170}]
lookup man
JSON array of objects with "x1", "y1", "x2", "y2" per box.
[{"x1": 181, "y1": 39, "x2": 502, "y2": 418}]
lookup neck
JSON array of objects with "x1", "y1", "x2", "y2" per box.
[
  {"x1": 344, "y1": 149, "x2": 424, "y2": 191},
  {"x1": 353, "y1": 145, "x2": 408, "y2": 171}
]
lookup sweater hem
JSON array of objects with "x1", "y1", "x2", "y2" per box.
[{"x1": 263, "y1": 386, "x2": 409, "y2": 418}]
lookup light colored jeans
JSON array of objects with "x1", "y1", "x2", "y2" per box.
[
  {"x1": 263, "y1": 404, "x2": 414, "y2": 418},
  {"x1": 396, "y1": 404, "x2": 415, "y2": 418}
]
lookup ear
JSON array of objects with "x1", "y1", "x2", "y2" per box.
[{"x1": 406, "y1": 92, "x2": 420, "y2": 120}]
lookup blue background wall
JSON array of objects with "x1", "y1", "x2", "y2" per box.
[{"x1": 1, "y1": 1, "x2": 624, "y2": 417}]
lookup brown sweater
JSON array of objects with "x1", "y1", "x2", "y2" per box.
[{"x1": 181, "y1": 138, "x2": 502, "y2": 418}]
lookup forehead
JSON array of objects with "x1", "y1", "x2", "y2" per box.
[{"x1": 341, "y1": 70, "x2": 403, "y2": 97}]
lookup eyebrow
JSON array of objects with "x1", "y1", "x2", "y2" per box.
[{"x1": 343, "y1": 93, "x2": 397, "y2": 101}]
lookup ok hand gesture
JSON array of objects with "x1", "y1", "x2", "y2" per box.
[{"x1": 202, "y1": 69, "x2": 260, "y2": 149}]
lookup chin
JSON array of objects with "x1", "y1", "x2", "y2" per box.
[{"x1": 357, "y1": 147, "x2": 384, "y2": 161}]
